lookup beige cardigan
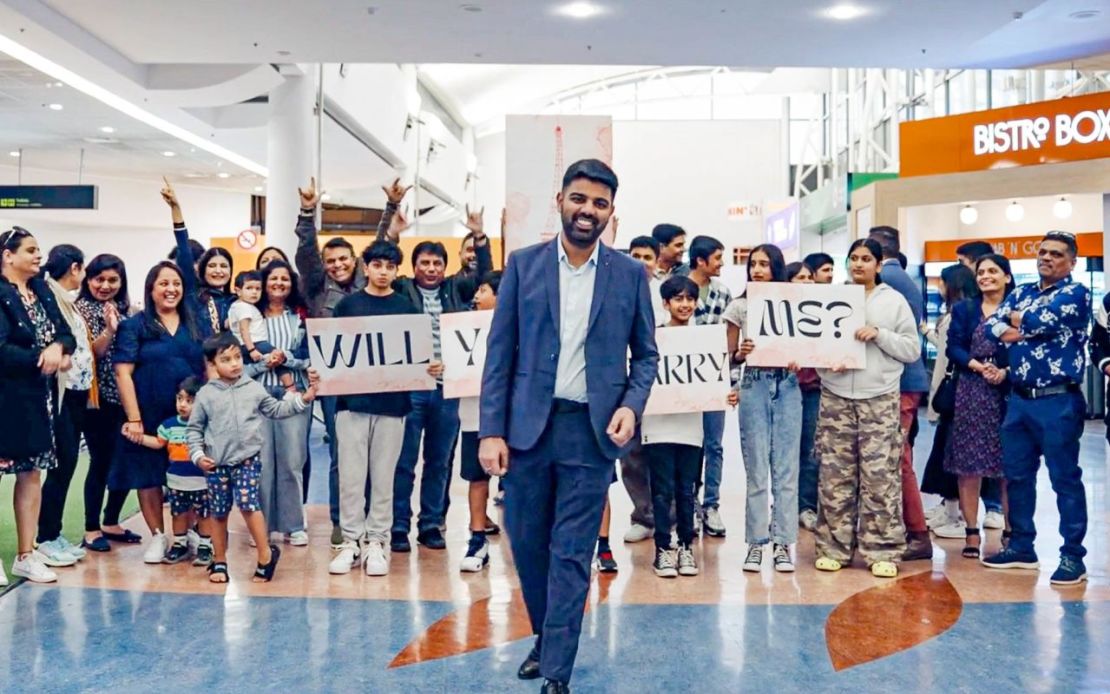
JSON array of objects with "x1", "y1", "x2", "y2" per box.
[{"x1": 924, "y1": 312, "x2": 951, "y2": 423}]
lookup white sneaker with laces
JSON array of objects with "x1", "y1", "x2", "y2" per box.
[
  {"x1": 932, "y1": 518, "x2": 967, "y2": 539},
  {"x1": 329, "y1": 541, "x2": 360, "y2": 575},
  {"x1": 13, "y1": 553, "x2": 57, "y2": 583},
  {"x1": 983, "y1": 511, "x2": 1005, "y2": 530},
  {"x1": 924, "y1": 503, "x2": 949, "y2": 528},
  {"x1": 143, "y1": 532, "x2": 168, "y2": 564},
  {"x1": 35, "y1": 539, "x2": 78, "y2": 567},
  {"x1": 622, "y1": 523, "x2": 653, "y2": 543},
  {"x1": 363, "y1": 540, "x2": 389, "y2": 576},
  {"x1": 286, "y1": 530, "x2": 309, "y2": 547},
  {"x1": 703, "y1": 507, "x2": 727, "y2": 537},
  {"x1": 677, "y1": 544, "x2": 699, "y2": 576},
  {"x1": 773, "y1": 543, "x2": 795, "y2": 573},
  {"x1": 798, "y1": 509, "x2": 818, "y2": 532},
  {"x1": 653, "y1": 548, "x2": 678, "y2": 578},
  {"x1": 460, "y1": 539, "x2": 490, "y2": 573},
  {"x1": 742, "y1": 544, "x2": 764, "y2": 572},
  {"x1": 0, "y1": 558, "x2": 8, "y2": 587}
]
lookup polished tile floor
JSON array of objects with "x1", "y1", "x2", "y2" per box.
[{"x1": 1, "y1": 412, "x2": 1106, "y2": 693}]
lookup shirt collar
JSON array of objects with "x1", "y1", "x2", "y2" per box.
[
  {"x1": 1036, "y1": 275, "x2": 1073, "y2": 293},
  {"x1": 557, "y1": 235, "x2": 601, "y2": 269}
]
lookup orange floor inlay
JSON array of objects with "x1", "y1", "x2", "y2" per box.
[{"x1": 825, "y1": 570, "x2": 962, "y2": 671}]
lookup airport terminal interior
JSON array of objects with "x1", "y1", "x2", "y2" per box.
[{"x1": 1, "y1": 1, "x2": 1110, "y2": 692}]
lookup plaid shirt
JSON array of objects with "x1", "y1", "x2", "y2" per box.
[{"x1": 695, "y1": 278, "x2": 732, "y2": 326}]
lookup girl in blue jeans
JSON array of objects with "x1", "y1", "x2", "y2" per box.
[{"x1": 723, "y1": 244, "x2": 803, "y2": 573}]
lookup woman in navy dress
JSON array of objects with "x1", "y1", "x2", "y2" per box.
[{"x1": 110, "y1": 261, "x2": 204, "y2": 563}]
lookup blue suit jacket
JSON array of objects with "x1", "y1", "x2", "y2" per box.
[{"x1": 479, "y1": 238, "x2": 659, "y2": 460}]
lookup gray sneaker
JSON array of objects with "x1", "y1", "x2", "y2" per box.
[
  {"x1": 677, "y1": 543, "x2": 699, "y2": 576},
  {"x1": 703, "y1": 507, "x2": 726, "y2": 537},
  {"x1": 742, "y1": 543, "x2": 763, "y2": 572}
]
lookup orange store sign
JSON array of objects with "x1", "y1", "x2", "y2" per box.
[
  {"x1": 901, "y1": 93, "x2": 1110, "y2": 177},
  {"x1": 924, "y1": 232, "x2": 1102, "y2": 262}
]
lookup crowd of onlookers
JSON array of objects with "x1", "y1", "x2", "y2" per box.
[{"x1": 0, "y1": 175, "x2": 1096, "y2": 588}]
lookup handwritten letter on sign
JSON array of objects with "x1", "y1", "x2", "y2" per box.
[
  {"x1": 744, "y1": 283, "x2": 866, "y2": 369},
  {"x1": 441, "y1": 310, "x2": 492, "y2": 399},
  {"x1": 643, "y1": 324, "x2": 730, "y2": 416},
  {"x1": 306, "y1": 314, "x2": 436, "y2": 396}
]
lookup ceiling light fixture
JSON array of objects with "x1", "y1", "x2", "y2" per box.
[
  {"x1": 8, "y1": 151, "x2": 19, "y2": 158},
  {"x1": 217, "y1": 172, "x2": 231, "y2": 179},
  {"x1": 162, "y1": 150, "x2": 176, "y2": 157},
  {"x1": 47, "y1": 103, "x2": 63, "y2": 110},
  {"x1": 555, "y1": 1, "x2": 604, "y2": 19},
  {"x1": 1053, "y1": 196, "x2": 1073, "y2": 219},
  {"x1": 959, "y1": 204, "x2": 978, "y2": 225},
  {"x1": 100, "y1": 126, "x2": 115, "y2": 133},
  {"x1": 1005, "y1": 200, "x2": 1025, "y2": 222},
  {"x1": 460, "y1": 4, "x2": 483, "y2": 12},
  {"x1": 0, "y1": 33, "x2": 267, "y2": 176},
  {"x1": 825, "y1": 3, "x2": 866, "y2": 20},
  {"x1": 1069, "y1": 9, "x2": 1100, "y2": 20}
]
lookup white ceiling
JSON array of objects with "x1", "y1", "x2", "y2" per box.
[{"x1": 32, "y1": 0, "x2": 1110, "y2": 69}]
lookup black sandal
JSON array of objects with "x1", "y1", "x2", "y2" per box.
[
  {"x1": 1001, "y1": 529, "x2": 1012, "y2": 550},
  {"x1": 962, "y1": 528, "x2": 981, "y2": 558},
  {"x1": 207, "y1": 562, "x2": 229, "y2": 584},
  {"x1": 253, "y1": 544, "x2": 281, "y2": 582}
]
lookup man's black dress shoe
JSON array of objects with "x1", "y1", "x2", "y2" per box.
[
  {"x1": 517, "y1": 647, "x2": 541, "y2": 680},
  {"x1": 540, "y1": 678, "x2": 569, "y2": 694}
]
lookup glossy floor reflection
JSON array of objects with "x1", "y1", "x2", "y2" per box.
[{"x1": 0, "y1": 414, "x2": 1106, "y2": 692}]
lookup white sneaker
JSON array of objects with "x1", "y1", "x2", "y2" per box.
[
  {"x1": 742, "y1": 543, "x2": 764, "y2": 572},
  {"x1": 286, "y1": 530, "x2": 309, "y2": 547},
  {"x1": 932, "y1": 518, "x2": 968, "y2": 539},
  {"x1": 328, "y1": 541, "x2": 360, "y2": 575},
  {"x1": 363, "y1": 540, "x2": 389, "y2": 576},
  {"x1": 798, "y1": 509, "x2": 818, "y2": 532},
  {"x1": 0, "y1": 558, "x2": 8, "y2": 587},
  {"x1": 677, "y1": 544, "x2": 699, "y2": 576},
  {"x1": 983, "y1": 511, "x2": 1005, "y2": 530},
  {"x1": 13, "y1": 554, "x2": 57, "y2": 583},
  {"x1": 57, "y1": 536, "x2": 86, "y2": 560},
  {"x1": 460, "y1": 538, "x2": 490, "y2": 573},
  {"x1": 622, "y1": 523, "x2": 653, "y2": 543},
  {"x1": 924, "y1": 503, "x2": 949, "y2": 528},
  {"x1": 143, "y1": 532, "x2": 168, "y2": 564},
  {"x1": 703, "y1": 507, "x2": 727, "y2": 537},
  {"x1": 35, "y1": 539, "x2": 78, "y2": 567}
]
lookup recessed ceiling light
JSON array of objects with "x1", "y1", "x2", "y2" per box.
[
  {"x1": 460, "y1": 3, "x2": 483, "y2": 12},
  {"x1": 183, "y1": 172, "x2": 207, "y2": 178},
  {"x1": 162, "y1": 150, "x2": 176, "y2": 157},
  {"x1": 825, "y1": 3, "x2": 866, "y2": 20},
  {"x1": 366, "y1": 6, "x2": 377, "y2": 15},
  {"x1": 99, "y1": 126, "x2": 115, "y2": 133},
  {"x1": 217, "y1": 172, "x2": 231, "y2": 179},
  {"x1": 47, "y1": 103, "x2": 63, "y2": 110},
  {"x1": 276, "y1": 50, "x2": 291, "y2": 56},
  {"x1": 1069, "y1": 9, "x2": 1100, "y2": 20},
  {"x1": 555, "y1": 1, "x2": 604, "y2": 19},
  {"x1": 8, "y1": 151, "x2": 19, "y2": 157}
]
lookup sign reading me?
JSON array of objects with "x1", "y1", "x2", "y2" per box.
[
  {"x1": 744, "y1": 283, "x2": 867, "y2": 369},
  {"x1": 306, "y1": 314, "x2": 437, "y2": 397}
]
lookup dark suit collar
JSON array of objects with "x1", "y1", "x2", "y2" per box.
[{"x1": 588, "y1": 244, "x2": 612, "y2": 333}]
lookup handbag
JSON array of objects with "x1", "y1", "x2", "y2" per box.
[{"x1": 932, "y1": 367, "x2": 958, "y2": 417}]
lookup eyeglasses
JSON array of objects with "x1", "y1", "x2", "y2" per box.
[{"x1": 0, "y1": 226, "x2": 30, "y2": 250}]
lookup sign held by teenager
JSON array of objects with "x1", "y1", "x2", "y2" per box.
[
  {"x1": 643, "y1": 324, "x2": 731, "y2": 416},
  {"x1": 440, "y1": 310, "x2": 493, "y2": 398},
  {"x1": 306, "y1": 314, "x2": 437, "y2": 396},
  {"x1": 744, "y1": 283, "x2": 866, "y2": 369}
]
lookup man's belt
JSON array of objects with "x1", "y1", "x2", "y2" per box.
[
  {"x1": 553, "y1": 398, "x2": 588, "y2": 413},
  {"x1": 1013, "y1": 382, "x2": 1081, "y2": 400}
]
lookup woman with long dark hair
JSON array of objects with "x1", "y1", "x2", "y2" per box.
[
  {"x1": 75, "y1": 254, "x2": 137, "y2": 551},
  {"x1": 0, "y1": 227, "x2": 76, "y2": 583},
  {"x1": 161, "y1": 179, "x2": 234, "y2": 336},
  {"x1": 248, "y1": 260, "x2": 313, "y2": 545},
  {"x1": 110, "y1": 261, "x2": 205, "y2": 563},
  {"x1": 723, "y1": 243, "x2": 803, "y2": 573},
  {"x1": 945, "y1": 253, "x2": 1014, "y2": 558},
  {"x1": 814, "y1": 238, "x2": 920, "y2": 579},
  {"x1": 256, "y1": 247, "x2": 290, "y2": 270}
]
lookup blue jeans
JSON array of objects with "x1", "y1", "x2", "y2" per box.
[
  {"x1": 798, "y1": 388, "x2": 821, "y2": 513},
  {"x1": 392, "y1": 386, "x2": 460, "y2": 534},
  {"x1": 700, "y1": 410, "x2": 725, "y2": 509},
  {"x1": 739, "y1": 369, "x2": 802, "y2": 545},
  {"x1": 321, "y1": 396, "x2": 340, "y2": 526},
  {"x1": 1002, "y1": 391, "x2": 1087, "y2": 559}
]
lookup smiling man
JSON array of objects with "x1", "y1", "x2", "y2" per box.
[
  {"x1": 479, "y1": 159, "x2": 658, "y2": 694},
  {"x1": 983, "y1": 230, "x2": 1091, "y2": 585}
]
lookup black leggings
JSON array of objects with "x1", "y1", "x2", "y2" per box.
[
  {"x1": 82, "y1": 403, "x2": 130, "y2": 532},
  {"x1": 37, "y1": 389, "x2": 89, "y2": 542}
]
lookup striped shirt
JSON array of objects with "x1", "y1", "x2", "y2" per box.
[
  {"x1": 419, "y1": 286, "x2": 445, "y2": 384},
  {"x1": 245, "y1": 309, "x2": 311, "y2": 391}
]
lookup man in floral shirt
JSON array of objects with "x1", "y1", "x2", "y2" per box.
[{"x1": 982, "y1": 230, "x2": 1090, "y2": 586}]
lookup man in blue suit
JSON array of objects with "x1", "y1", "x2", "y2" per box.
[{"x1": 479, "y1": 159, "x2": 659, "y2": 694}]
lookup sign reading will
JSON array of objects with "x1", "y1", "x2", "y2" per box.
[{"x1": 0, "y1": 185, "x2": 98, "y2": 209}]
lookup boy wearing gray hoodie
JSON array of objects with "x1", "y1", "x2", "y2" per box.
[{"x1": 186, "y1": 332, "x2": 319, "y2": 585}]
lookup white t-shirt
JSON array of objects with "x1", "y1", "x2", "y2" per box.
[
  {"x1": 458, "y1": 396, "x2": 480, "y2": 433},
  {"x1": 228, "y1": 300, "x2": 268, "y2": 345},
  {"x1": 641, "y1": 411, "x2": 703, "y2": 448}
]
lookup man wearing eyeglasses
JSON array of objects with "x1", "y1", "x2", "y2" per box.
[{"x1": 982, "y1": 230, "x2": 1090, "y2": 585}]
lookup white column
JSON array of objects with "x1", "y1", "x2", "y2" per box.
[{"x1": 266, "y1": 71, "x2": 318, "y2": 256}]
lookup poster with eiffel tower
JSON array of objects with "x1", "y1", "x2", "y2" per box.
[{"x1": 504, "y1": 114, "x2": 613, "y2": 256}]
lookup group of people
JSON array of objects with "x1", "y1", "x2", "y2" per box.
[{"x1": 0, "y1": 158, "x2": 1098, "y2": 693}]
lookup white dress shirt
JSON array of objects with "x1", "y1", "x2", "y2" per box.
[{"x1": 553, "y1": 237, "x2": 599, "y2": 402}]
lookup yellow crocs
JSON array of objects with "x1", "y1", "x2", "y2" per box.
[
  {"x1": 871, "y1": 561, "x2": 898, "y2": 578},
  {"x1": 815, "y1": 556, "x2": 842, "y2": 572}
]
